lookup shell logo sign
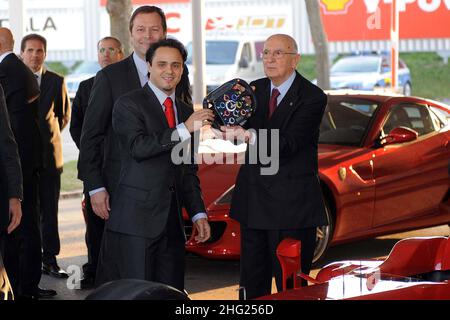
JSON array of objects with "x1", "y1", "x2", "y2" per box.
[{"x1": 320, "y1": 0, "x2": 354, "y2": 15}]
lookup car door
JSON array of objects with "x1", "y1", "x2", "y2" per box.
[{"x1": 372, "y1": 102, "x2": 446, "y2": 227}]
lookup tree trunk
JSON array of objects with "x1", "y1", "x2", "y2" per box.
[
  {"x1": 106, "y1": 0, "x2": 132, "y2": 56},
  {"x1": 305, "y1": 0, "x2": 330, "y2": 90}
]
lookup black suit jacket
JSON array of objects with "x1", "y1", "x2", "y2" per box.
[
  {"x1": 230, "y1": 72, "x2": 328, "y2": 230},
  {"x1": 109, "y1": 84, "x2": 205, "y2": 239},
  {"x1": 38, "y1": 69, "x2": 71, "y2": 173},
  {"x1": 79, "y1": 55, "x2": 142, "y2": 194},
  {"x1": 0, "y1": 84, "x2": 23, "y2": 232},
  {"x1": 69, "y1": 76, "x2": 94, "y2": 149},
  {"x1": 0, "y1": 53, "x2": 41, "y2": 177}
]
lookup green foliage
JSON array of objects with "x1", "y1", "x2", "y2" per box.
[{"x1": 399, "y1": 52, "x2": 450, "y2": 100}]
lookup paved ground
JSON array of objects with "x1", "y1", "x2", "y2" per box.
[{"x1": 39, "y1": 196, "x2": 450, "y2": 300}]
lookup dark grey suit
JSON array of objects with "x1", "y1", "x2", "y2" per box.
[
  {"x1": 0, "y1": 83, "x2": 22, "y2": 235},
  {"x1": 0, "y1": 53, "x2": 42, "y2": 296},
  {"x1": 0, "y1": 83, "x2": 21, "y2": 300},
  {"x1": 95, "y1": 84, "x2": 205, "y2": 290}
]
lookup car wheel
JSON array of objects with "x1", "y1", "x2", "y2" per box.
[
  {"x1": 313, "y1": 198, "x2": 333, "y2": 264},
  {"x1": 403, "y1": 82, "x2": 412, "y2": 96}
]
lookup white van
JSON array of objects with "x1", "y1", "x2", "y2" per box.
[{"x1": 186, "y1": 39, "x2": 266, "y2": 92}]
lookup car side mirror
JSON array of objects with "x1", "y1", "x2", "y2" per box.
[
  {"x1": 382, "y1": 127, "x2": 418, "y2": 146},
  {"x1": 238, "y1": 57, "x2": 249, "y2": 69}
]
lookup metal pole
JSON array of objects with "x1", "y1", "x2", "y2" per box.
[
  {"x1": 391, "y1": 0, "x2": 399, "y2": 92},
  {"x1": 9, "y1": 0, "x2": 25, "y2": 53},
  {"x1": 191, "y1": 0, "x2": 206, "y2": 110}
]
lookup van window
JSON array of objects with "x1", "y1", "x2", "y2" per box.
[
  {"x1": 241, "y1": 43, "x2": 252, "y2": 62},
  {"x1": 255, "y1": 41, "x2": 264, "y2": 61}
]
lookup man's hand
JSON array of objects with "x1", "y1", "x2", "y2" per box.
[
  {"x1": 184, "y1": 109, "x2": 215, "y2": 133},
  {"x1": 193, "y1": 218, "x2": 211, "y2": 243},
  {"x1": 7, "y1": 198, "x2": 22, "y2": 234},
  {"x1": 91, "y1": 190, "x2": 110, "y2": 220},
  {"x1": 213, "y1": 125, "x2": 252, "y2": 143}
]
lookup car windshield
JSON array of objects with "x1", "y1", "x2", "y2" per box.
[
  {"x1": 70, "y1": 61, "x2": 100, "y2": 75},
  {"x1": 331, "y1": 56, "x2": 380, "y2": 73},
  {"x1": 186, "y1": 41, "x2": 238, "y2": 65},
  {"x1": 319, "y1": 97, "x2": 379, "y2": 146}
]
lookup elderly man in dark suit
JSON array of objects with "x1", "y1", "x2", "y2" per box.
[
  {"x1": 0, "y1": 27, "x2": 56, "y2": 299},
  {"x1": 70, "y1": 36, "x2": 123, "y2": 288},
  {"x1": 102, "y1": 38, "x2": 213, "y2": 290},
  {"x1": 0, "y1": 83, "x2": 22, "y2": 300},
  {"x1": 21, "y1": 33, "x2": 71, "y2": 279},
  {"x1": 218, "y1": 34, "x2": 328, "y2": 299}
]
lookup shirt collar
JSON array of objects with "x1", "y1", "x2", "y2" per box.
[
  {"x1": 133, "y1": 52, "x2": 149, "y2": 86},
  {"x1": 147, "y1": 80, "x2": 176, "y2": 107},
  {"x1": 270, "y1": 71, "x2": 297, "y2": 102},
  {"x1": 0, "y1": 51, "x2": 13, "y2": 64}
]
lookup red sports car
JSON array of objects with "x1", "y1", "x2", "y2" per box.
[{"x1": 184, "y1": 91, "x2": 450, "y2": 263}]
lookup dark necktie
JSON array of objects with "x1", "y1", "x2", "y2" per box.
[
  {"x1": 268, "y1": 88, "x2": 280, "y2": 118},
  {"x1": 164, "y1": 97, "x2": 176, "y2": 128}
]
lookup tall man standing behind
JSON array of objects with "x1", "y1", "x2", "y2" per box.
[
  {"x1": 21, "y1": 34, "x2": 71, "y2": 279},
  {"x1": 79, "y1": 6, "x2": 191, "y2": 223},
  {"x1": 219, "y1": 34, "x2": 328, "y2": 299},
  {"x1": 70, "y1": 36, "x2": 124, "y2": 288}
]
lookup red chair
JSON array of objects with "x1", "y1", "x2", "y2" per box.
[{"x1": 276, "y1": 238, "x2": 321, "y2": 291}]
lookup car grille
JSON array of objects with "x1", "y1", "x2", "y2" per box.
[{"x1": 184, "y1": 221, "x2": 227, "y2": 244}]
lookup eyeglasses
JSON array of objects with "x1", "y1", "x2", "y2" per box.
[
  {"x1": 98, "y1": 47, "x2": 120, "y2": 55},
  {"x1": 260, "y1": 49, "x2": 298, "y2": 60}
]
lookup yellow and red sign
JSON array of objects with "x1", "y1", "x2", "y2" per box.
[{"x1": 320, "y1": 0, "x2": 450, "y2": 41}]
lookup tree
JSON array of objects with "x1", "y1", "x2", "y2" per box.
[
  {"x1": 106, "y1": 0, "x2": 132, "y2": 56},
  {"x1": 305, "y1": 0, "x2": 330, "y2": 90}
]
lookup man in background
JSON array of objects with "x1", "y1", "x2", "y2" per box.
[
  {"x1": 70, "y1": 36, "x2": 123, "y2": 288},
  {"x1": 0, "y1": 27, "x2": 56, "y2": 299},
  {"x1": 219, "y1": 34, "x2": 328, "y2": 299},
  {"x1": 0, "y1": 83, "x2": 22, "y2": 300},
  {"x1": 21, "y1": 34, "x2": 71, "y2": 279}
]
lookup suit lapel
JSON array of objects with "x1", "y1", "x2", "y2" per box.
[
  {"x1": 40, "y1": 68, "x2": 50, "y2": 94},
  {"x1": 269, "y1": 73, "x2": 302, "y2": 128},
  {"x1": 143, "y1": 84, "x2": 169, "y2": 128},
  {"x1": 256, "y1": 81, "x2": 271, "y2": 129},
  {"x1": 126, "y1": 55, "x2": 142, "y2": 89}
]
